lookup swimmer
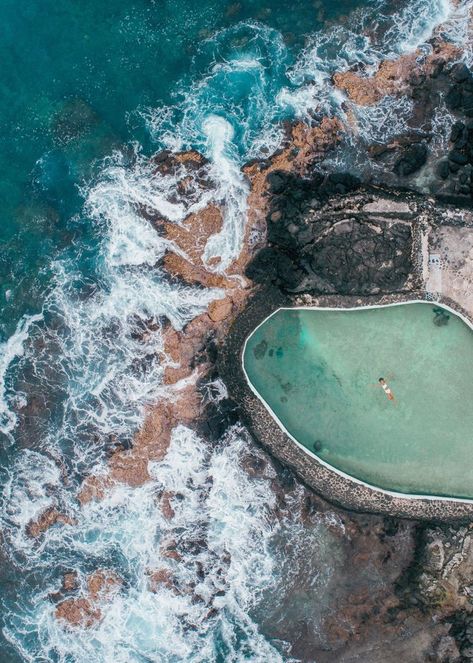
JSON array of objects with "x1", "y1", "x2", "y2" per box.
[{"x1": 378, "y1": 377, "x2": 395, "y2": 401}]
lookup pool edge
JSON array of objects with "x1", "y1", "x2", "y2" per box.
[{"x1": 219, "y1": 287, "x2": 473, "y2": 523}]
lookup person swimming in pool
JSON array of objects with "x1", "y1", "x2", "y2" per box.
[{"x1": 378, "y1": 377, "x2": 395, "y2": 401}]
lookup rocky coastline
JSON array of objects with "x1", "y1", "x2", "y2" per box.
[
  {"x1": 33, "y1": 38, "x2": 473, "y2": 662},
  {"x1": 219, "y1": 182, "x2": 473, "y2": 522}
]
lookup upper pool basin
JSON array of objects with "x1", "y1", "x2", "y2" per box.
[{"x1": 243, "y1": 302, "x2": 473, "y2": 500}]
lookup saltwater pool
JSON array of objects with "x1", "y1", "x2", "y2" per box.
[{"x1": 243, "y1": 302, "x2": 473, "y2": 499}]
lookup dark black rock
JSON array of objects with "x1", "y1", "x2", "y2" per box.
[
  {"x1": 154, "y1": 150, "x2": 171, "y2": 163},
  {"x1": 448, "y1": 149, "x2": 469, "y2": 165},
  {"x1": 245, "y1": 247, "x2": 279, "y2": 283},
  {"x1": 450, "y1": 121, "x2": 466, "y2": 143},
  {"x1": 267, "y1": 171, "x2": 287, "y2": 194},
  {"x1": 463, "y1": 91, "x2": 473, "y2": 117},
  {"x1": 446, "y1": 66, "x2": 473, "y2": 117},
  {"x1": 248, "y1": 171, "x2": 413, "y2": 297},
  {"x1": 446, "y1": 84, "x2": 463, "y2": 111},
  {"x1": 276, "y1": 252, "x2": 305, "y2": 290},
  {"x1": 324, "y1": 172, "x2": 361, "y2": 196},
  {"x1": 450, "y1": 63, "x2": 472, "y2": 83},
  {"x1": 436, "y1": 160, "x2": 450, "y2": 179},
  {"x1": 393, "y1": 143, "x2": 428, "y2": 177}
]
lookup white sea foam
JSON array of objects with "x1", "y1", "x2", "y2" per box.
[
  {"x1": 0, "y1": 450, "x2": 64, "y2": 556},
  {"x1": 4, "y1": 148, "x2": 224, "y2": 478},
  {"x1": 384, "y1": 0, "x2": 453, "y2": 53},
  {"x1": 201, "y1": 115, "x2": 250, "y2": 271},
  {"x1": 436, "y1": 0, "x2": 473, "y2": 65},
  {"x1": 140, "y1": 23, "x2": 290, "y2": 266},
  {"x1": 283, "y1": 0, "x2": 460, "y2": 156},
  {"x1": 0, "y1": 313, "x2": 42, "y2": 442},
  {"x1": 3, "y1": 428, "x2": 289, "y2": 662},
  {"x1": 430, "y1": 100, "x2": 457, "y2": 152},
  {"x1": 352, "y1": 95, "x2": 415, "y2": 144}
]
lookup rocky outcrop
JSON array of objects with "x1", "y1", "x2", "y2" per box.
[
  {"x1": 247, "y1": 180, "x2": 418, "y2": 295},
  {"x1": 406, "y1": 525, "x2": 473, "y2": 617},
  {"x1": 329, "y1": 21, "x2": 473, "y2": 205},
  {"x1": 147, "y1": 568, "x2": 175, "y2": 593},
  {"x1": 446, "y1": 63, "x2": 473, "y2": 118},
  {"x1": 26, "y1": 506, "x2": 75, "y2": 538},
  {"x1": 78, "y1": 382, "x2": 202, "y2": 500},
  {"x1": 333, "y1": 41, "x2": 461, "y2": 106},
  {"x1": 55, "y1": 569, "x2": 122, "y2": 628},
  {"x1": 436, "y1": 119, "x2": 473, "y2": 197}
]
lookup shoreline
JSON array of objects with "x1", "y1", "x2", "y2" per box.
[{"x1": 38, "y1": 23, "x2": 473, "y2": 654}]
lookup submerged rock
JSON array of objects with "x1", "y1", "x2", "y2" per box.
[
  {"x1": 393, "y1": 143, "x2": 428, "y2": 177},
  {"x1": 53, "y1": 98, "x2": 100, "y2": 144},
  {"x1": 26, "y1": 507, "x2": 75, "y2": 538}
]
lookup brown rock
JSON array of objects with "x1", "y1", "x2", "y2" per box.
[
  {"x1": 161, "y1": 539, "x2": 182, "y2": 561},
  {"x1": 26, "y1": 507, "x2": 75, "y2": 538},
  {"x1": 62, "y1": 571, "x2": 79, "y2": 592},
  {"x1": 208, "y1": 297, "x2": 233, "y2": 322},
  {"x1": 147, "y1": 568, "x2": 175, "y2": 592},
  {"x1": 164, "y1": 205, "x2": 223, "y2": 265},
  {"x1": 163, "y1": 253, "x2": 233, "y2": 289},
  {"x1": 55, "y1": 569, "x2": 122, "y2": 628},
  {"x1": 160, "y1": 490, "x2": 176, "y2": 520},
  {"x1": 333, "y1": 42, "x2": 462, "y2": 106},
  {"x1": 78, "y1": 475, "x2": 114, "y2": 505},
  {"x1": 87, "y1": 569, "x2": 122, "y2": 600},
  {"x1": 55, "y1": 598, "x2": 101, "y2": 628}
]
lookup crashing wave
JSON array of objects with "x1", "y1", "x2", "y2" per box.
[{"x1": 2, "y1": 0, "x2": 472, "y2": 660}]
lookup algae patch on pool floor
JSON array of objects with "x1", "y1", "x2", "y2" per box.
[{"x1": 243, "y1": 303, "x2": 473, "y2": 499}]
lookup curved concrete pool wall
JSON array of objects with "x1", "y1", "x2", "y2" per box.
[{"x1": 219, "y1": 287, "x2": 473, "y2": 522}]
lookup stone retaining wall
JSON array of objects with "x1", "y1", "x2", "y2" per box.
[{"x1": 219, "y1": 286, "x2": 473, "y2": 522}]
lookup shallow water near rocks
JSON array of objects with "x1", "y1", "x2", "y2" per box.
[
  {"x1": 0, "y1": 0, "x2": 471, "y2": 659},
  {"x1": 244, "y1": 303, "x2": 473, "y2": 499}
]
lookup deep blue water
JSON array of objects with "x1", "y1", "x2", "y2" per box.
[
  {"x1": 0, "y1": 0, "x2": 463, "y2": 660},
  {"x1": 0, "y1": 0, "x2": 367, "y2": 336}
]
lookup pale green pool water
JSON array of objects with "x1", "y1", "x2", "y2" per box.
[{"x1": 243, "y1": 303, "x2": 473, "y2": 499}]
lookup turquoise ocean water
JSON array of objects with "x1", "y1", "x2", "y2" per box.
[{"x1": 0, "y1": 0, "x2": 465, "y2": 660}]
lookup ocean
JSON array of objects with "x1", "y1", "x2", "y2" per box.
[{"x1": 0, "y1": 0, "x2": 468, "y2": 660}]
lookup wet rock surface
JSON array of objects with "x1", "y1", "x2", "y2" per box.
[
  {"x1": 55, "y1": 569, "x2": 122, "y2": 628},
  {"x1": 219, "y1": 157, "x2": 473, "y2": 660},
  {"x1": 247, "y1": 175, "x2": 418, "y2": 295},
  {"x1": 45, "y1": 48, "x2": 473, "y2": 659},
  {"x1": 26, "y1": 506, "x2": 75, "y2": 538}
]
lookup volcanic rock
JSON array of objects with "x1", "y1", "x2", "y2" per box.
[
  {"x1": 26, "y1": 507, "x2": 75, "y2": 538},
  {"x1": 393, "y1": 143, "x2": 428, "y2": 177},
  {"x1": 55, "y1": 569, "x2": 122, "y2": 628}
]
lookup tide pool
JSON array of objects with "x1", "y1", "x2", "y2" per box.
[{"x1": 244, "y1": 303, "x2": 473, "y2": 499}]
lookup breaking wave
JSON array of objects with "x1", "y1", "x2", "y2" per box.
[
  {"x1": 2, "y1": 428, "x2": 295, "y2": 662},
  {"x1": 0, "y1": 0, "x2": 470, "y2": 660}
]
